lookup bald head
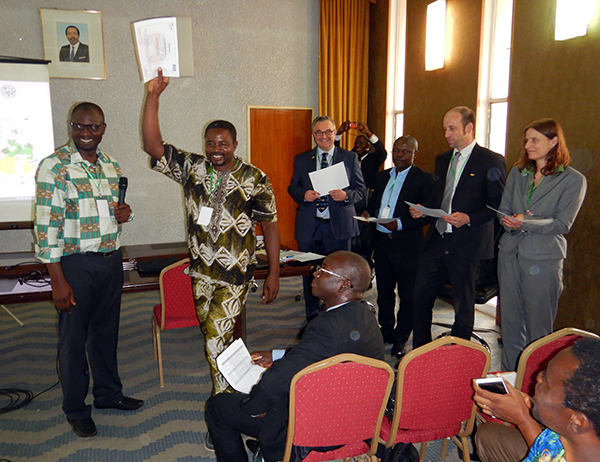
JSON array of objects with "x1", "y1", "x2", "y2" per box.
[{"x1": 327, "y1": 251, "x2": 371, "y2": 294}]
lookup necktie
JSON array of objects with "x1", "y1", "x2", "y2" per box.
[
  {"x1": 70, "y1": 46, "x2": 75, "y2": 62},
  {"x1": 435, "y1": 151, "x2": 461, "y2": 234},
  {"x1": 315, "y1": 152, "x2": 329, "y2": 212}
]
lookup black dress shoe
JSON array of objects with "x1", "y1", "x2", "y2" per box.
[
  {"x1": 95, "y1": 396, "x2": 144, "y2": 411},
  {"x1": 391, "y1": 343, "x2": 406, "y2": 359},
  {"x1": 67, "y1": 417, "x2": 97, "y2": 438}
]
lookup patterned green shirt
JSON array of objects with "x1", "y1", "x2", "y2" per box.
[
  {"x1": 154, "y1": 144, "x2": 277, "y2": 285},
  {"x1": 34, "y1": 143, "x2": 131, "y2": 263}
]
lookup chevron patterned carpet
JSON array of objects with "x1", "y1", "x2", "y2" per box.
[{"x1": 0, "y1": 275, "x2": 500, "y2": 462}]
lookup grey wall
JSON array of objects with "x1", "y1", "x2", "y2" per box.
[{"x1": 1, "y1": 0, "x2": 319, "y2": 253}]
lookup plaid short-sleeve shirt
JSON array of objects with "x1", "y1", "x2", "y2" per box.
[{"x1": 34, "y1": 143, "x2": 131, "y2": 263}]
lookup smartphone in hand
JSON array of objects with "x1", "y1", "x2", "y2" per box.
[{"x1": 475, "y1": 377, "x2": 509, "y2": 394}]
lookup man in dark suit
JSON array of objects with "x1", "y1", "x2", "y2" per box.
[
  {"x1": 363, "y1": 135, "x2": 433, "y2": 357},
  {"x1": 59, "y1": 25, "x2": 90, "y2": 63},
  {"x1": 288, "y1": 116, "x2": 366, "y2": 320},
  {"x1": 206, "y1": 251, "x2": 385, "y2": 462},
  {"x1": 335, "y1": 121, "x2": 388, "y2": 258},
  {"x1": 410, "y1": 106, "x2": 506, "y2": 348}
]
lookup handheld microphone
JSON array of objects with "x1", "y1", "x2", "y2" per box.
[{"x1": 118, "y1": 177, "x2": 128, "y2": 205}]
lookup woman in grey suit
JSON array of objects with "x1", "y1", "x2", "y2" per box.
[{"x1": 498, "y1": 119, "x2": 587, "y2": 371}]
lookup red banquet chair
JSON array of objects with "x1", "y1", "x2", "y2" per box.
[
  {"x1": 380, "y1": 336, "x2": 491, "y2": 462},
  {"x1": 151, "y1": 258, "x2": 199, "y2": 387},
  {"x1": 282, "y1": 353, "x2": 395, "y2": 462}
]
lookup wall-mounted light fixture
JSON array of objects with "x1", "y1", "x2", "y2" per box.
[
  {"x1": 425, "y1": 0, "x2": 447, "y2": 71},
  {"x1": 555, "y1": 0, "x2": 594, "y2": 41}
]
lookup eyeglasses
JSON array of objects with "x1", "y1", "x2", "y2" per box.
[
  {"x1": 314, "y1": 129, "x2": 335, "y2": 137},
  {"x1": 314, "y1": 265, "x2": 353, "y2": 287},
  {"x1": 70, "y1": 122, "x2": 105, "y2": 133}
]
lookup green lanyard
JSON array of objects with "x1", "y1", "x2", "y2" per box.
[
  {"x1": 209, "y1": 158, "x2": 240, "y2": 196},
  {"x1": 80, "y1": 162, "x2": 104, "y2": 195},
  {"x1": 527, "y1": 175, "x2": 544, "y2": 206}
]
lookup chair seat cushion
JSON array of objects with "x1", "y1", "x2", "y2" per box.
[{"x1": 154, "y1": 304, "x2": 199, "y2": 330}]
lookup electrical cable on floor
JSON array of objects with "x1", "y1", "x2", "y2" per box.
[{"x1": 0, "y1": 347, "x2": 60, "y2": 415}]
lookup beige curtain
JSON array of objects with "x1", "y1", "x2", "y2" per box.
[{"x1": 319, "y1": 0, "x2": 371, "y2": 150}]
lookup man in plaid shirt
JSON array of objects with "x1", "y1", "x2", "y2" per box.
[{"x1": 34, "y1": 102, "x2": 142, "y2": 438}]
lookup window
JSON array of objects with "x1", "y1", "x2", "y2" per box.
[{"x1": 477, "y1": 0, "x2": 514, "y2": 156}]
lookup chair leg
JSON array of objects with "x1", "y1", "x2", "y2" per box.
[
  {"x1": 440, "y1": 437, "x2": 449, "y2": 459},
  {"x1": 152, "y1": 317, "x2": 158, "y2": 360},
  {"x1": 156, "y1": 327, "x2": 164, "y2": 388},
  {"x1": 419, "y1": 442, "x2": 427, "y2": 461},
  {"x1": 450, "y1": 435, "x2": 471, "y2": 462}
]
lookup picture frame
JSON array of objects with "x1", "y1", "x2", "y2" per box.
[{"x1": 40, "y1": 8, "x2": 106, "y2": 80}]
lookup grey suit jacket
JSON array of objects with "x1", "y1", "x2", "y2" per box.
[
  {"x1": 288, "y1": 146, "x2": 366, "y2": 241},
  {"x1": 498, "y1": 165, "x2": 587, "y2": 260}
]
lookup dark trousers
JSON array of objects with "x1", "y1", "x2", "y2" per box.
[
  {"x1": 411, "y1": 233, "x2": 480, "y2": 348},
  {"x1": 59, "y1": 250, "x2": 124, "y2": 420},
  {"x1": 298, "y1": 219, "x2": 351, "y2": 320},
  {"x1": 206, "y1": 393, "x2": 261, "y2": 462},
  {"x1": 373, "y1": 234, "x2": 418, "y2": 346}
]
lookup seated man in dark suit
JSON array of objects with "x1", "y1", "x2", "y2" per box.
[
  {"x1": 206, "y1": 251, "x2": 385, "y2": 462},
  {"x1": 59, "y1": 25, "x2": 90, "y2": 63}
]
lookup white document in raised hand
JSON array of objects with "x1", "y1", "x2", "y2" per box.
[
  {"x1": 133, "y1": 17, "x2": 180, "y2": 82},
  {"x1": 216, "y1": 338, "x2": 266, "y2": 394},
  {"x1": 405, "y1": 201, "x2": 448, "y2": 218},
  {"x1": 308, "y1": 162, "x2": 350, "y2": 196}
]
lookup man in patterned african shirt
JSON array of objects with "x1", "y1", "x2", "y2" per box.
[
  {"x1": 34, "y1": 102, "x2": 142, "y2": 439},
  {"x1": 142, "y1": 69, "x2": 281, "y2": 397}
]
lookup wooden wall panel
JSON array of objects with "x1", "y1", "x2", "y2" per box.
[
  {"x1": 507, "y1": 2, "x2": 600, "y2": 333},
  {"x1": 404, "y1": 0, "x2": 484, "y2": 173},
  {"x1": 248, "y1": 107, "x2": 314, "y2": 250}
]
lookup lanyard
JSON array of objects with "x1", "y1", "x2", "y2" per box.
[
  {"x1": 209, "y1": 158, "x2": 239, "y2": 196},
  {"x1": 527, "y1": 175, "x2": 544, "y2": 206},
  {"x1": 80, "y1": 162, "x2": 104, "y2": 195},
  {"x1": 385, "y1": 171, "x2": 400, "y2": 207}
]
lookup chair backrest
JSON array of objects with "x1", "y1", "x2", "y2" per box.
[
  {"x1": 515, "y1": 327, "x2": 600, "y2": 396},
  {"x1": 388, "y1": 336, "x2": 490, "y2": 442},
  {"x1": 283, "y1": 353, "x2": 394, "y2": 462},
  {"x1": 157, "y1": 258, "x2": 197, "y2": 328}
]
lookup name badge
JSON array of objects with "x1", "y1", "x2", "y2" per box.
[
  {"x1": 96, "y1": 199, "x2": 110, "y2": 218},
  {"x1": 381, "y1": 206, "x2": 391, "y2": 219},
  {"x1": 197, "y1": 206, "x2": 213, "y2": 226}
]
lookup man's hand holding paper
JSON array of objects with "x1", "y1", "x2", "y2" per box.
[{"x1": 308, "y1": 162, "x2": 350, "y2": 197}]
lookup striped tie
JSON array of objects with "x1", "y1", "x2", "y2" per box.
[{"x1": 70, "y1": 46, "x2": 75, "y2": 61}]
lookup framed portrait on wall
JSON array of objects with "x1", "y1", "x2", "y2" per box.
[{"x1": 40, "y1": 9, "x2": 106, "y2": 80}]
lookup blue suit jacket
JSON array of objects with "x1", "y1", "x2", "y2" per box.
[{"x1": 288, "y1": 146, "x2": 366, "y2": 241}]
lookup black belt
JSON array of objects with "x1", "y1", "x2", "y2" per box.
[{"x1": 84, "y1": 250, "x2": 118, "y2": 258}]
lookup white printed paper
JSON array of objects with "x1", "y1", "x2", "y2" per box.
[
  {"x1": 353, "y1": 216, "x2": 396, "y2": 224},
  {"x1": 216, "y1": 339, "x2": 266, "y2": 394},
  {"x1": 405, "y1": 201, "x2": 448, "y2": 218},
  {"x1": 133, "y1": 17, "x2": 180, "y2": 83},
  {"x1": 308, "y1": 162, "x2": 350, "y2": 196}
]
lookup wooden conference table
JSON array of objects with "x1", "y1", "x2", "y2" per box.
[{"x1": 0, "y1": 242, "x2": 316, "y2": 339}]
